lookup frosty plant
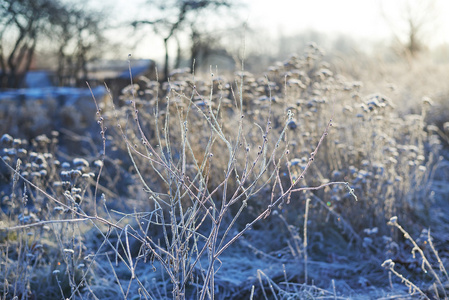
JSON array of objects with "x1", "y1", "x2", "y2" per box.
[
  {"x1": 382, "y1": 216, "x2": 449, "y2": 300},
  {"x1": 103, "y1": 61, "x2": 358, "y2": 299},
  {"x1": 1, "y1": 57, "x2": 358, "y2": 299}
]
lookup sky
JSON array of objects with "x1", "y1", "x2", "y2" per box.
[
  {"x1": 245, "y1": 0, "x2": 448, "y2": 42},
  {"x1": 247, "y1": 0, "x2": 387, "y2": 38},
  {"x1": 103, "y1": 0, "x2": 449, "y2": 60}
]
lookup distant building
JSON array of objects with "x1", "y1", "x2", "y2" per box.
[
  {"x1": 0, "y1": 58, "x2": 156, "y2": 101},
  {"x1": 0, "y1": 68, "x2": 106, "y2": 138},
  {"x1": 86, "y1": 59, "x2": 156, "y2": 103},
  {"x1": 22, "y1": 70, "x2": 55, "y2": 89}
]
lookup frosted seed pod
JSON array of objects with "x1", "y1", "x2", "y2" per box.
[
  {"x1": 93, "y1": 160, "x2": 103, "y2": 168},
  {"x1": 1, "y1": 133, "x2": 13, "y2": 145},
  {"x1": 54, "y1": 206, "x2": 64, "y2": 213},
  {"x1": 387, "y1": 216, "x2": 398, "y2": 226},
  {"x1": 381, "y1": 259, "x2": 395, "y2": 270}
]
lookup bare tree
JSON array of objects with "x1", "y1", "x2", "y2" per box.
[
  {"x1": 189, "y1": 25, "x2": 236, "y2": 72},
  {"x1": 381, "y1": 0, "x2": 440, "y2": 58},
  {"x1": 53, "y1": 4, "x2": 106, "y2": 86},
  {"x1": 0, "y1": 0, "x2": 60, "y2": 88},
  {"x1": 0, "y1": 0, "x2": 107, "y2": 88},
  {"x1": 131, "y1": 0, "x2": 234, "y2": 81}
]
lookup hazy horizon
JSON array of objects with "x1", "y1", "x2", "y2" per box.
[{"x1": 98, "y1": 0, "x2": 449, "y2": 61}]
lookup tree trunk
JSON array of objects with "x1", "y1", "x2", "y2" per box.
[
  {"x1": 23, "y1": 37, "x2": 37, "y2": 80},
  {"x1": 190, "y1": 30, "x2": 200, "y2": 71},
  {"x1": 175, "y1": 35, "x2": 181, "y2": 69},
  {"x1": 164, "y1": 38, "x2": 169, "y2": 82}
]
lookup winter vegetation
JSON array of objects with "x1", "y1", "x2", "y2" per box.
[{"x1": 1, "y1": 0, "x2": 449, "y2": 299}]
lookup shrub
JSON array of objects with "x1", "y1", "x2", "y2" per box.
[{"x1": 1, "y1": 44, "x2": 447, "y2": 299}]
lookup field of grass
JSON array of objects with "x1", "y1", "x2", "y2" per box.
[{"x1": 1, "y1": 43, "x2": 449, "y2": 299}]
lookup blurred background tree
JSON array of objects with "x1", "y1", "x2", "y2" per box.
[
  {"x1": 380, "y1": 0, "x2": 440, "y2": 59},
  {"x1": 131, "y1": 0, "x2": 236, "y2": 81},
  {"x1": 53, "y1": 3, "x2": 106, "y2": 87},
  {"x1": 0, "y1": 0, "x2": 107, "y2": 88}
]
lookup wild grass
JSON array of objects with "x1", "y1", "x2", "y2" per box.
[
  {"x1": 1, "y1": 44, "x2": 448, "y2": 299},
  {"x1": 383, "y1": 216, "x2": 449, "y2": 300}
]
